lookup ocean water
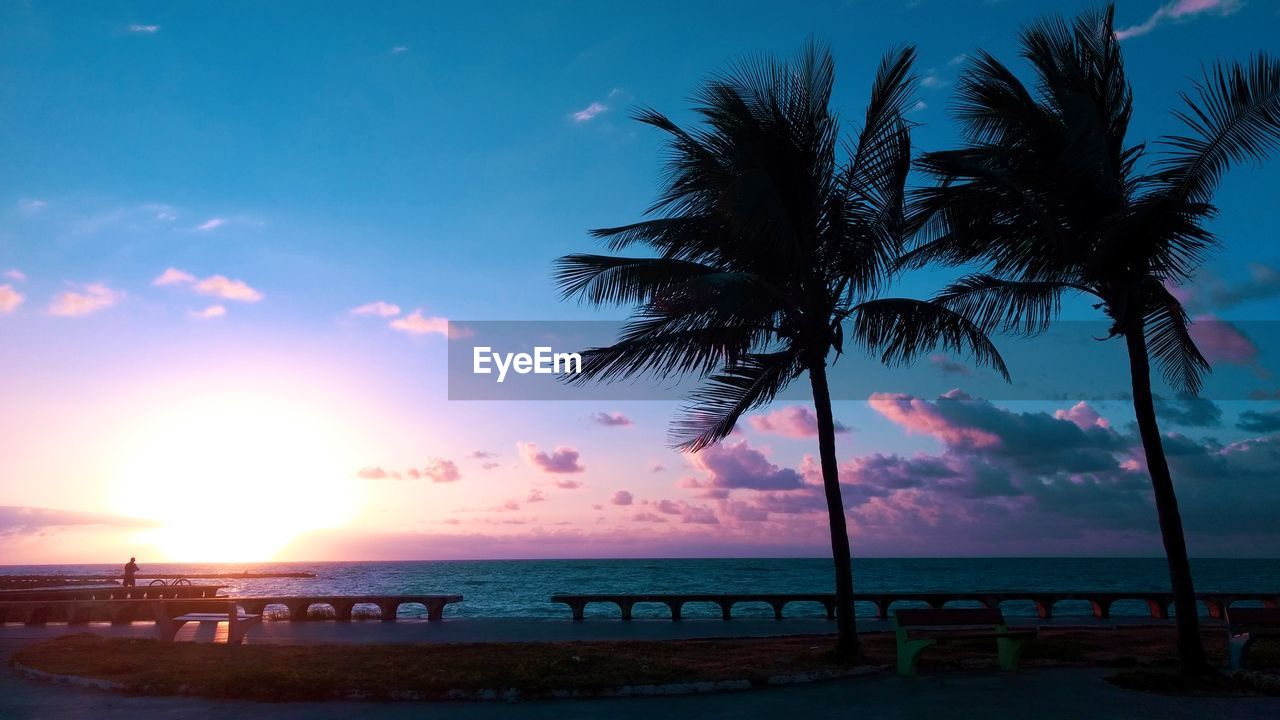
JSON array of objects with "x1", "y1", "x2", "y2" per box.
[{"x1": 3, "y1": 558, "x2": 1278, "y2": 620}]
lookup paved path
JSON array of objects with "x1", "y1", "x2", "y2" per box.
[{"x1": 2, "y1": 621, "x2": 1278, "y2": 719}]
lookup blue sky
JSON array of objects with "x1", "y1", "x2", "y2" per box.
[{"x1": 2, "y1": 1, "x2": 1280, "y2": 562}]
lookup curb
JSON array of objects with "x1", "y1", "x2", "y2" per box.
[{"x1": 12, "y1": 661, "x2": 885, "y2": 703}]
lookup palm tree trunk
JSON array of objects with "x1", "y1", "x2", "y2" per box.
[
  {"x1": 808, "y1": 357, "x2": 858, "y2": 657},
  {"x1": 1124, "y1": 330, "x2": 1210, "y2": 674}
]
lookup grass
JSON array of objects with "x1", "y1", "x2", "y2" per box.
[{"x1": 12, "y1": 628, "x2": 1280, "y2": 702}]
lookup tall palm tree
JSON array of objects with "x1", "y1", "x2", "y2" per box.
[
  {"x1": 555, "y1": 43, "x2": 1007, "y2": 656},
  {"x1": 906, "y1": 6, "x2": 1280, "y2": 674}
]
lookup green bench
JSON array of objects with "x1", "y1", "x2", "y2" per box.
[
  {"x1": 1226, "y1": 607, "x2": 1280, "y2": 671},
  {"x1": 894, "y1": 607, "x2": 1036, "y2": 677}
]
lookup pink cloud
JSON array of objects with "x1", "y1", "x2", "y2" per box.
[
  {"x1": 1115, "y1": 0, "x2": 1240, "y2": 40},
  {"x1": 389, "y1": 310, "x2": 455, "y2": 337},
  {"x1": 610, "y1": 490, "x2": 634, "y2": 506},
  {"x1": 1189, "y1": 315, "x2": 1258, "y2": 365},
  {"x1": 748, "y1": 405, "x2": 849, "y2": 438},
  {"x1": 153, "y1": 268, "x2": 195, "y2": 286},
  {"x1": 1054, "y1": 402, "x2": 1110, "y2": 431},
  {"x1": 188, "y1": 305, "x2": 226, "y2": 320},
  {"x1": 527, "y1": 489, "x2": 548, "y2": 503},
  {"x1": 194, "y1": 275, "x2": 263, "y2": 302},
  {"x1": 0, "y1": 284, "x2": 24, "y2": 314},
  {"x1": 519, "y1": 442, "x2": 585, "y2": 474},
  {"x1": 554, "y1": 478, "x2": 582, "y2": 489},
  {"x1": 423, "y1": 458, "x2": 462, "y2": 483},
  {"x1": 47, "y1": 283, "x2": 124, "y2": 317},
  {"x1": 3, "y1": 269, "x2": 25, "y2": 282},
  {"x1": 350, "y1": 301, "x2": 401, "y2": 317},
  {"x1": 357, "y1": 466, "x2": 402, "y2": 480},
  {"x1": 685, "y1": 438, "x2": 804, "y2": 491},
  {"x1": 869, "y1": 391, "x2": 1002, "y2": 448}
]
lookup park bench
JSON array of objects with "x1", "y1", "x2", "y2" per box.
[
  {"x1": 893, "y1": 608, "x2": 1036, "y2": 677},
  {"x1": 1226, "y1": 607, "x2": 1280, "y2": 671},
  {"x1": 154, "y1": 599, "x2": 261, "y2": 644}
]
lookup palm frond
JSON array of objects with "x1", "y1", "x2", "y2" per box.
[
  {"x1": 1141, "y1": 279, "x2": 1211, "y2": 394},
  {"x1": 554, "y1": 255, "x2": 719, "y2": 306},
  {"x1": 1155, "y1": 53, "x2": 1280, "y2": 204},
  {"x1": 936, "y1": 274, "x2": 1076, "y2": 336},
  {"x1": 670, "y1": 350, "x2": 804, "y2": 451},
  {"x1": 850, "y1": 298, "x2": 1010, "y2": 380}
]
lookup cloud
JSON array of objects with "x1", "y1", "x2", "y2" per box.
[
  {"x1": 1054, "y1": 402, "x2": 1110, "y2": 430},
  {"x1": 357, "y1": 466, "x2": 401, "y2": 480},
  {"x1": 390, "y1": 45, "x2": 409, "y2": 54},
  {"x1": 154, "y1": 268, "x2": 264, "y2": 303},
  {"x1": 152, "y1": 268, "x2": 195, "y2": 286},
  {"x1": 127, "y1": 24, "x2": 160, "y2": 34},
  {"x1": 0, "y1": 284, "x2": 24, "y2": 314},
  {"x1": 1170, "y1": 263, "x2": 1280, "y2": 312},
  {"x1": 194, "y1": 275, "x2": 263, "y2": 302},
  {"x1": 1237, "y1": 410, "x2": 1280, "y2": 433},
  {"x1": 869, "y1": 390, "x2": 1002, "y2": 448},
  {"x1": 196, "y1": 217, "x2": 226, "y2": 231},
  {"x1": 1115, "y1": 0, "x2": 1241, "y2": 40},
  {"x1": 921, "y1": 71, "x2": 948, "y2": 89},
  {"x1": 0, "y1": 506, "x2": 156, "y2": 536},
  {"x1": 554, "y1": 478, "x2": 582, "y2": 489},
  {"x1": 481, "y1": 462, "x2": 501, "y2": 470},
  {"x1": 910, "y1": 100, "x2": 928, "y2": 113},
  {"x1": 650, "y1": 464, "x2": 666, "y2": 473},
  {"x1": 47, "y1": 283, "x2": 124, "y2": 317},
  {"x1": 948, "y1": 54, "x2": 968, "y2": 66},
  {"x1": 469, "y1": 450, "x2": 497, "y2": 459},
  {"x1": 391, "y1": 308, "x2": 468, "y2": 335},
  {"x1": 188, "y1": 305, "x2": 226, "y2": 320},
  {"x1": 1189, "y1": 316, "x2": 1258, "y2": 365},
  {"x1": 17, "y1": 198, "x2": 47, "y2": 215},
  {"x1": 4, "y1": 269, "x2": 26, "y2": 281},
  {"x1": 610, "y1": 490, "x2": 634, "y2": 506},
  {"x1": 350, "y1": 301, "x2": 401, "y2": 317},
  {"x1": 590, "y1": 411, "x2": 632, "y2": 427},
  {"x1": 930, "y1": 354, "x2": 973, "y2": 377},
  {"x1": 422, "y1": 458, "x2": 462, "y2": 483},
  {"x1": 519, "y1": 442, "x2": 585, "y2": 474},
  {"x1": 1153, "y1": 392, "x2": 1222, "y2": 428},
  {"x1": 684, "y1": 438, "x2": 804, "y2": 491},
  {"x1": 572, "y1": 101, "x2": 608, "y2": 123},
  {"x1": 527, "y1": 489, "x2": 548, "y2": 503},
  {"x1": 748, "y1": 405, "x2": 850, "y2": 438}
]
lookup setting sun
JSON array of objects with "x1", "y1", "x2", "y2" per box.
[{"x1": 108, "y1": 393, "x2": 363, "y2": 561}]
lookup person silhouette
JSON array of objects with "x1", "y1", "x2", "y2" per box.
[{"x1": 123, "y1": 557, "x2": 139, "y2": 587}]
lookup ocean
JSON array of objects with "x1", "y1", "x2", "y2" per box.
[{"x1": 3, "y1": 558, "x2": 1277, "y2": 620}]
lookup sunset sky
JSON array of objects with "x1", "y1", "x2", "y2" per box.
[{"x1": 3, "y1": 0, "x2": 1280, "y2": 564}]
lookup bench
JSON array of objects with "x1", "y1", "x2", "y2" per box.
[
  {"x1": 154, "y1": 600, "x2": 261, "y2": 644},
  {"x1": 1226, "y1": 607, "x2": 1280, "y2": 671},
  {"x1": 894, "y1": 608, "x2": 1037, "y2": 677}
]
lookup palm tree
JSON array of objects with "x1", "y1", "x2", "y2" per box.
[
  {"x1": 555, "y1": 43, "x2": 1007, "y2": 656},
  {"x1": 906, "y1": 5, "x2": 1280, "y2": 674}
]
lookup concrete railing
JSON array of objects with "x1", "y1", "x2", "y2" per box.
[
  {"x1": 550, "y1": 591, "x2": 1280, "y2": 621},
  {"x1": 0, "y1": 586, "x2": 224, "y2": 602},
  {"x1": 0, "y1": 594, "x2": 464, "y2": 625}
]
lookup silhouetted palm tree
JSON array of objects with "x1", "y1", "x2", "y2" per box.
[
  {"x1": 555, "y1": 43, "x2": 1007, "y2": 656},
  {"x1": 907, "y1": 6, "x2": 1280, "y2": 674}
]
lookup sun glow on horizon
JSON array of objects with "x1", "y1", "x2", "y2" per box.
[{"x1": 108, "y1": 393, "x2": 364, "y2": 562}]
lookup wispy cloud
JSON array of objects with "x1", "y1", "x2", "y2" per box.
[
  {"x1": 911, "y1": 100, "x2": 928, "y2": 113},
  {"x1": 0, "y1": 284, "x2": 24, "y2": 314},
  {"x1": 1115, "y1": 0, "x2": 1241, "y2": 40},
  {"x1": 17, "y1": 198, "x2": 47, "y2": 215},
  {"x1": 153, "y1": 268, "x2": 263, "y2": 302},
  {"x1": 388, "y1": 309, "x2": 472, "y2": 338},
  {"x1": 196, "y1": 217, "x2": 226, "y2": 231},
  {"x1": 571, "y1": 101, "x2": 608, "y2": 123},
  {"x1": 47, "y1": 283, "x2": 124, "y2": 317},
  {"x1": 3, "y1": 269, "x2": 25, "y2": 282},
  {"x1": 188, "y1": 305, "x2": 226, "y2": 320},
  {"x1": 390, "y1": 45, "x2": 409, "y2": 54},
  {"x1": 127, "y1": 24, "x2": 161, "y2": 34},
  {"x1": 948, "y1": 54, "x2": 968, "y2": 66},
  {"x1": 590, "y1": 411, "x2": 632, "y2": 427},
  {"x1": 921, "y1": 70, "x2": 949, "y2": 89},
  {"x1": 350, "y1": 301, "x2": 401, "y2": 317}
]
